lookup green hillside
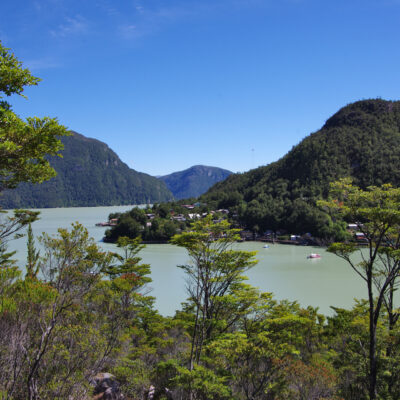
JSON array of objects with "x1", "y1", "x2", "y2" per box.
[
  {"x1": 0, "y1": 131, "x2": 174, "y2": 208},
  {"x1": 159, "y1": 165, "x2": 232, "y2": 199},
  {"x1": 203, "y1": 99, "x2": 400, "y2": 237}
]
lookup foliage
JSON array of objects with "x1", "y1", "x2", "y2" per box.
[
  {"x1": 25, "y1": 223, "x2": 40, "y2": 279},
  {"x1": 172, "y1": 364, "x2": 232, "y2": 400},
  {"x1": 0, "y1": 41, "x2": 67, "y2": 192},
  {"x1": 3, "y1": 218, "x2": 400, "y2": 399},
  {"x1": 0, "y1": 224, "x2": 159, "y2": 399},
  {"x1": 171, "y1": 216, "x2": 257, "y2": 369},
  {"x1": 0, "y1": 209, "x2": 39, "y2": 276},
  {"x1": 319, "y1": 179, "x2": 400, "y2": 400},
  {"x1": 282, "y1": 356, "x2": 338, "y2": 400},
  {"x1": 0, "y1": 43, "x2": 40, "y2": 96}
]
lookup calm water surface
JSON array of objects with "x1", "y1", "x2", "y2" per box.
[{"x1": 7, "y1": 206, "x2": 366, "y2": 316}]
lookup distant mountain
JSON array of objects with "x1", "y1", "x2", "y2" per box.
[
  {"x1": 202, "y1": 99, "x2": 400, "y2": 237},
  {"x1": 0, "y1": 131, "x2": 174, "y2": 208},
  {"x1": 159, "y1": 165, "x2": 232, "y2": 200}
]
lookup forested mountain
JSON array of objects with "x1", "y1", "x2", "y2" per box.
[
  {"x1": 159, "y1": 165, "x2": 232, "y2": 199},
  {"x1": 202, "y1": 99, "x2": 400, "y2": 237},
  {"x1": 0, "y1": 131, "x2": 174, "y2": 208}
]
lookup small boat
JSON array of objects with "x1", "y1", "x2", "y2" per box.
[
  {"x1": 307, "y1": 253, "x2": 321, "y2": 259},
  {"x1": 263, "y1": 244, "x2": 270, "y2": 248},
  {"x1": 95, "y1": 218, "x2": 118, "y2": 227}
]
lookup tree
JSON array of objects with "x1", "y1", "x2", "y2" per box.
[
  {"x1": 0, "y1": 223, "x2": 116, "y2": 399},
  {"x1": 104, "y1": 215, "x2": 142, "y2": 242},
  {"x1": 105, "y1": 236, "x2": 150, "y2": 279},
  {"x1": 170, "y1": 216, "x2": 257, "y2": 371},
  {"x1": 0, "y1": 41, "x2": 67, "y2": 191},
  {"x1": 0, "y1": 41, "x2": 68, "y2": 291},
  {"x1": 325, "y1": 303, "x2": 373, "y2": 400},
  {"x1": 319, "y1": 179, "x2": 400, "y2": 399},
  {"x1": 25, "y1": 223, "x2": 40, "y2": 279},
  {"x1": 27, "y1": 223, "x2": 114, "y2": 399},
  {"x1": 282, "y1": 357, "x2": 337, "y2": 400},
  {"x1": 0, "y1": 209, "x2": 39, "y2": 266}
]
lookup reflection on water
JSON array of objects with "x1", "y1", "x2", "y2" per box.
[{"x1": 6, "y1": 206, "x2": 366, "y2": 316}]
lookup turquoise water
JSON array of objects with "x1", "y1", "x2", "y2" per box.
[{"x1": 5, "y1": 206, "x2": 365, "y2": 316}]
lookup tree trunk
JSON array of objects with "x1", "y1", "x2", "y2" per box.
[
  {"x1": 28, "y1": 377, "x2": 38, "y2": 400},
  {"x1": 368, "y1": 276, "x2": 377, "y2": 400}
]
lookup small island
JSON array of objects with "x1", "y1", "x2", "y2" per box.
[{"x1": 103, "y1": 201, "x2": 230, "y2": 243}]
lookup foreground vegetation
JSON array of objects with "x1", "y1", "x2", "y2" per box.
[{"x1": 2, "y1": 210, "x2": 400, "y2": 399}]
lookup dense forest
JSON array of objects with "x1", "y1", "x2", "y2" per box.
[
  {"x1": 159, "y1": 165, "x2": 232, "y2": 200},
  {"x1": 201, "y1": 99, "x2": 400, "y2": 239},
  {"x1": 0, "y1": 131, "x2": 174, "y2": 208}
]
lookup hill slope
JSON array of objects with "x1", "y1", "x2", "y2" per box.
[
  {"x1": 159, "y1": 165, "x2": 232, "y2": 199},
  {"x1": 0, "y1": 131, "x2": 174, "y2": 208},
  {"x1": 203, "y1": 99, "x2": 400, "y2": 236}
]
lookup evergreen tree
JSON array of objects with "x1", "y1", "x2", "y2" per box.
[{"x1": 25, "y1": 223, "x2": 40, "y2": 280}]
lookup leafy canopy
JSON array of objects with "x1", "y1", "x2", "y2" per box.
[
  {"x1": 0, "y1": 41, "x2": 67, "y2": 191},
  {"x1": 0, "y1": 43, "x2": 40, "y2": 98},
  {"x1": 319, "y1": 178, "x2": 400, "y2": 400}
]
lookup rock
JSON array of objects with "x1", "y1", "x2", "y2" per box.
[
  {"x1": 91, "y1": 373, "x2": 125, "y2": 400},
  {"x1": 147, "y1": 385, "x2": 155, "y2": 399}
]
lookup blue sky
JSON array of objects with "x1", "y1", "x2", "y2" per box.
[{"x1": 1, "y1": 0, "x2": 400, "y2": 175}]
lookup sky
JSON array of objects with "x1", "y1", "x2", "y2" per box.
[{"x1": 1, "y1": 0, "x2": 400, "y2": 176}]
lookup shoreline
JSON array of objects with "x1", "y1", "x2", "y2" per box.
[{"x1": 104, "y1": 238, "x2": 320, "y2": 246}]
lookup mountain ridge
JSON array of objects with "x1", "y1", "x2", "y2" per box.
[
  {"x1": 159, "y1": 165, "x2": 232, "y2": 200},
  {"x1": 202, "y1": 99, "x2": 400, "y2": 237},
  {"x1": 0, "y1": 131, "x2": 174, "y2": 208}
]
